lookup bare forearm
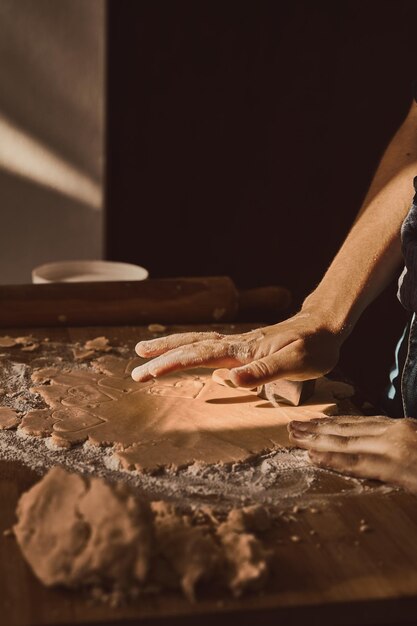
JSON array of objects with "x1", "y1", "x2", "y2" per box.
[{"x1": 303, "y1": 101, "x2": 417, "y2": 340}]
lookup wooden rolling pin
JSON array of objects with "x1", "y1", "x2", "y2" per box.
[{"x1": 0, "y1": 277, "x2": 291, "y2": 328}]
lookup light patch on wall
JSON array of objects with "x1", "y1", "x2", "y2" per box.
[{"x1": 0, "y1": 112, "x2": 102, "y2": 210}]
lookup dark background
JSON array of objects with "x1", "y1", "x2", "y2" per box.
[{"x1": 105, "y1": 0, "x2": 417, "y2": 402}]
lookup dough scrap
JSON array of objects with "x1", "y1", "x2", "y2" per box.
[
  {"x1": 0, "y1": 407, "x2": 19, "y2": 430},
  {"x1": 72, "y1": 347, "x2": 96, "y2": 362},
  {"x1": 0, "y1": 336, "x2": 17, "y2": 348},
  {"x1": 91, "y1": 355, "x2": 130, "y2": 377},
  {"x1": 15, "y1": 336, "x2": 34, "y2": 346},
  {"x1": 85, "y1": 336, "x2": 112, "y2": 352},
  {"x1": 150, "y1": 501, "x2": 222, "y2": 601},
  {"x1": 14, "y1": 467, "x2": 153, "y2": 588},
  {"x1": 148, "y1": 324, "x2": 168, "y2": 333},
  {"x1": 26, "y1": 355, "x2": 351, "y2": 472},
  {"x1": 20, "y1": 409, "x2": 55, "y2": 437},
  {"x1": 31, "y1": 368, "x2": 60, "y2": 384},
  {"x1": 217, "y1": 525, "x2": 270, "y2": 596},
  {"x1": 213, "y1": 505, "x2": 272, "y2": 595},
  {"x1": 225, "y1": 504, "x2": 272, "y2": 534},
  {"x1": 21, "y1": 343, "x2": 40, "y2": 352}
]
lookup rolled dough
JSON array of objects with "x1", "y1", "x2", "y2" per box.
[{"x1": 22, "y1": 356, "x2": 354, "y2": 472}]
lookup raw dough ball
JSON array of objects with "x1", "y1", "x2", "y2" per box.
[{"x1": 14, "y1": 467, "x2": 153, "y2": 588}]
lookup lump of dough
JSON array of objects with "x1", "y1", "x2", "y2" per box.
[
  {"x1": 150, "y1": 501, "x2": 223, "y2": 601},
  {"x1": 224, "y1": 504, "x2": 272, "y2": 534},
  {"x1": 216, "y1": 506, "x2": 272, "y2": 596},
  {"x1": 14, "y1": 467, "x2": 153, "y2": 589},
  {"x1": 14, "y1": 469, "x2": 272, "y2": 601},
  {"x1": 217, "y1": 530, "x2": 270, "y2": 596}
]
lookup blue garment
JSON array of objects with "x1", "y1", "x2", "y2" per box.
[
  {"x1": 382, "y1": 177, "x2": 417, "y2": 418},
  {"x1": 379, "y1": 80, "x2": 417, "y2": 417}
]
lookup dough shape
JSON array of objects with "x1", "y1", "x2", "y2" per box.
[
  {"x1": 31, "y1": 368, "x2": 60, "y2": 384},
  {"x1": 61, "y1": 384, "x2": 113, "y2": 408},
  {"x1": 91, "y1": 355, "x2": 131, "y2": 377},
  {"x1": 84, "y1": 336, "x2": 111, "y2": 352},
  {"x1": 20, "y1": 409, "x2": 55, "y2": 437},
  {"x1": 0, "y1": 336, "x2": 17, "y2": 348},
  {"x1": 0, "y1": 407, "x2": 19, "y2": 429},
  {"x1": 24, "y1": 356, "x2": 351, "y2": 472},
  {"x1": 147, "y1": 373, "x2": 204, "y2": 399},
  {"x1": 72, "y1": 347, "x2": 96, "y2": 361},
  {"x1": 53, "y1": 408, "x2": 106, "y2": 434}
]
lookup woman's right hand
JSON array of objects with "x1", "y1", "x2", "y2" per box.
[{"x1": 131, "y1": 307, "x2": 344, "y2": 387}]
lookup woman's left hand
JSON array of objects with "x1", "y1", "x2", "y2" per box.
[{"x1": 288, "y1": 415, "x2": 417, "y2": 493}]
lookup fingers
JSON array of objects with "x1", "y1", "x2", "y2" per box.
[
  {"x1": 288, "y1": 415, "x2": 392, "y2": 454},
  {"x1": 136, "y1": 332, "x2": 225, "y2": 358},
  {"x1": 308, "y1": 450, "x2": 396, "y2": 484},
  {"x1": 288, "y1": 416, "x2": 391, "y2": 437},
  {"x1": 132, "y1": 328, "x2": 293, "y2": 382},
  {"x1": 289, "y1": 430, "x2": 386, "y2": 455},
  {"x1": 131, "y1": 341, "x2": 241, "y2": 382}
]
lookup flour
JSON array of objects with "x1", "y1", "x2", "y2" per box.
[{"x1": 0, "y1": 428, "x2": 391, "y2": 511}]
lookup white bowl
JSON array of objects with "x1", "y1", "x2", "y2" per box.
[{"x1": 32, "y1": 260, "x2": 149, "y2": 284}]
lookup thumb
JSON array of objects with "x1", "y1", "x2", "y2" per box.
[{"x1": 229, "y1": 344, "x2": 307, "y2": 388}]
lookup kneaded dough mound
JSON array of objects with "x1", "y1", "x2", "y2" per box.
[
  {"x1": 14, "y1": 467, "x2": 153, "y2": 588},
  {"x1": 14, "y1": 468, "x2": 272, "y2": 601}
]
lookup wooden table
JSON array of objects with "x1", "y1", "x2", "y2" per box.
[{"x1": 1, "y1": 325, "x2": 417, "y2": 626}]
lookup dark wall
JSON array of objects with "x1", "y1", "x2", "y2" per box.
[{"x1": 106, "y1": 0, "x2": 416, "y2": 401}]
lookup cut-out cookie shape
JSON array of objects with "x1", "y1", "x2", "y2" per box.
[
  {"x1": 53, "y1": 408, "x2": 105, "y2": 434},
  {"x1": 61, "y1": 384, "x2": 114, "y2": 408},
  {"x1": 147, "y1": 373, "x2": 204, "y2": 399}
]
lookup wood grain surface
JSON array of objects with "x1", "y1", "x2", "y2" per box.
[{"x1": 1, "y1": 325, "x2": 417, "y2": 626}]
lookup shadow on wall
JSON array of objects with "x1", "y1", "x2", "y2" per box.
[{"x1": 0, "y1": 0, "x2": 105, "y2": 284}]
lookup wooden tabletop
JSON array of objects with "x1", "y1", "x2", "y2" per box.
[{"x1": 1, "y1": 325, "x2": 417, "y2": 626}]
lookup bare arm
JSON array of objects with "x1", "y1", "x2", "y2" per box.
[
  {"x1": 132, "y1": 100, "x2": 417, "y2": 386},
  {"x1": 303, "y1": 99, "x2": 417, "y2": 338}
]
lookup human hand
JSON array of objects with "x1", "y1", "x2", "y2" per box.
[
  {"x1": 131, "y1": 310, "x2": 343, "y2": 387},
  {"x1": 288, "y1": 415, "x2": 417, "y2": 493}
]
